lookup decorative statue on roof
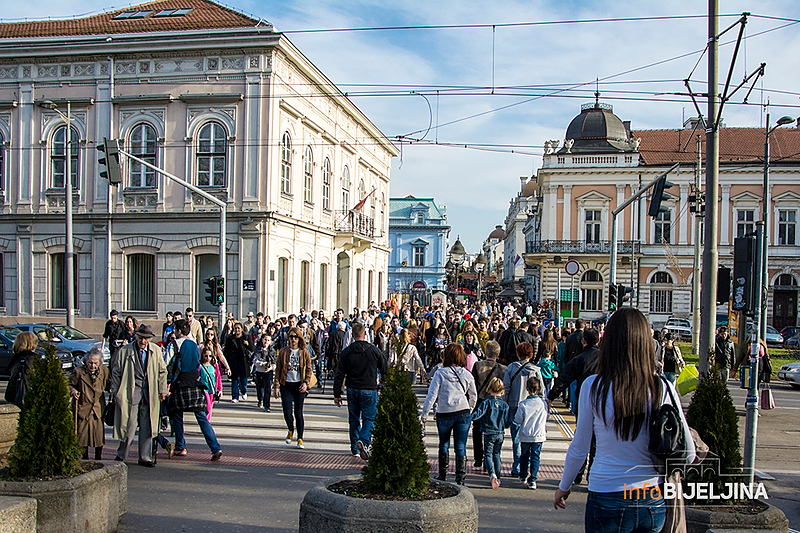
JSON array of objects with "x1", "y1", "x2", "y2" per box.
[
  {"x1": 564, "y1": 139, "x2": 574, "y2": 153},
  {"x1": 631, "y1": 138, "x2": 641, "y2": 151},
  {"x1": 543, "y1": 140, "x2": 552, "y2": 155}
]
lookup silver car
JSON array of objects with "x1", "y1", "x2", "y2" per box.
[
  {"x1": 12, "y1": 324, "x2": 110, "y2": 366},
  {"x1": 664, "y1": 317, "x2": 692, "y2": 340},
  {"x1": 777, "y1": 361, "x2": 800, "y2": 389}
]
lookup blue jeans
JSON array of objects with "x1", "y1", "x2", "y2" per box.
[
  {"x1": 509, "y1": 406, "x2": 521, "y2": 474},
  {"x1": 543, "y1": 377, "x2": 553, "y2": 399},
  {"x1": 519, "y1": 441, "x2": 542, "y2": 482},
  {"x1": 436, "y1": 411, "x2": 471, "y2": 456},
  {"x1": 585, "y1": 490, "x2": 665, "y2": 533},
  {"x1": 172, "y1": 410, "x2": 221, "y2": 454},
  {"x1": 664, "y1": 372, "x2": 677, "y2": 384},
  {"x1": 483, "y1": 433, "x2": 503, "y2": 478},
  {"x1": 569, "y1": 381, "x2": 577, "y2": 414},
  {"x1": 346, "y1": 388, "x2": 378, "y2": 454},
  {"x1": 231, "y1": 361, "x2": 248, "y2": 400}
]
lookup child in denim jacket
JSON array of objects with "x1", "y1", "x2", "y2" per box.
[{"x1": 470, "y1": 377, "x2": 510, "y2": 489}]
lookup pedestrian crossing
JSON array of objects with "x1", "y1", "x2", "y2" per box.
[{"x1": 163, "y1": 382, "x2": 576, "y2": 469}]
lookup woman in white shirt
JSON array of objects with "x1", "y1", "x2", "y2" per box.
[
  {"x1": 421, "y1": 343, "x2": 477, "y2": 485},
  {"x1": 554, "y1": 308, "x2": 694, "y2": 533}
]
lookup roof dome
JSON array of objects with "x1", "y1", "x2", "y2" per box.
[
  {"x1": 488, "y1": 225, "x2": 505, "y2": 240},
  {"x1": 559, "y1": 99, "x2": 634, "y2": 154}
]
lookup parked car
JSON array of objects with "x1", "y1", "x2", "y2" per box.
[
  {"x1": 776, "y1": 361, "x2": 800, "y2": 389},
  {"x1": 0, "y1": 326, "x2": 75, "y2": 376},
  {"x1": 780, "y1": 326, "x2": 800, "y2": 342},
  {"x1": 12, "y1": 324, "x2": 110, "y2": 366},
  {"x1": 744, "y1": 324, "x2": 784, "y2": 346},
  {"x1": 664, "y1": 317, "x2": 692, "y2": 340},
  {"x1": 786, "y1": 332, "x2": 800, "y2": 347}
]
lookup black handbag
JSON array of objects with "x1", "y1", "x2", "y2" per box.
[
  {"x1": 168, "y1": 384, "x2": 207, "y2": 413},
  {"x1": 4, "y1": 359, "x2": 29, "y2": 407},
  {"x1": 649, "y1": 375, "x2": 687, "y2": 474},
  {"x1": 103, "y1": 399, "x2": 116, "y2": 426}
]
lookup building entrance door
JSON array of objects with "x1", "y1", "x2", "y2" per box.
[{"x1": 772, "y1": 289, "x2": 797, "y2": 331}]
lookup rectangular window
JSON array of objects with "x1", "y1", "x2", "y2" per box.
[
  {"x1": 50, "y1": 253, "x2": 78, "y2": 310},
  {"x1": 650, "y1": 289, "x2": 673, "y2": 314},
  {"x1": 413, "y1": 246, "x2": 425, "y2": 267},
  {"x1": 277, "y1": 258, "x2": 287, "y2": 312},
  {"x1": 654, "y1": 210, "x2": 671, "y2": 244},
  {"x1": 127, "y1": 253, "x2": 155, "y2": 311},
  {"x1": 378, "y1": 272, "x2": 383, "y2": 302},
  {"x1": 581, "y1": 288, "x2": 601, "y2": 311},
  {"x1": 585, "y1": 210, "x2": 601, "y2": 243},
  {"x1": 356, "y1": 268, "x2": 362, "y2": 308},
  {"x1": 300, "y1": 261, "x2": 309, "y2": 310},
  {"x1": 319, "y1": 263, "x2": 327, "y2": 308},
  {"x1": 778, "y1": 210, "x2": 796, "y2": 245},
  {"x1": 368, "y1": 270, "x2": 373, "y2": 305},
  {"x1": 737, "y1": 209, "x2": 755, "y2": 237}
]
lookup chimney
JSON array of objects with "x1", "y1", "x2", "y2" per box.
[
  {"x1": 623, "y1": 120, "x2": 631, "y2": 138},
  {"x1": 520, "y1": 176, "x2": 528, "y2": 193}
]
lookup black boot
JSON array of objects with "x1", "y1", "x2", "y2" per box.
[
  {"x1": 82, "y1": 447, "x2": 89, "y2": 460},
  {"x1": 94, "y1": 446, "x2": 103, "y2": 461},
  {"x1": 436, "y1": 452, "x2": 449, "y2": 481},
  {"x1": 455, "y1": 455, "x2": 467, "y2": 485}
]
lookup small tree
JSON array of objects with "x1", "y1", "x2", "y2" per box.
[
  {"x1": 9, "y1": 342, "x2": 83, "y2": 477},
  {"x1": 362, "y1": 365, "x2": 430, "y2": 496},
  {"x1": 685, "y1": 365, "x2": 742, "y2": 503}
]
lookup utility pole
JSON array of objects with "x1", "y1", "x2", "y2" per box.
[
  {"x1": 692, "y1": 136, "x2": 702, "y2": 356},
  {"x1": 699, "y1": 0, "x2": 720, "y2": 376}
]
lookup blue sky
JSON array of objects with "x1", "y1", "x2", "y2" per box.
[{"x1": 5, "y1": 0, "x2": 800, "y2": 252}]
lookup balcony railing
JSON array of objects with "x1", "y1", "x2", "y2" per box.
[
  {"x1": 334, "y1": 210, "x2": 375, "y2": 239},
  {"x1": 525, "y1": 240, "x2": 640, "y2": 254}
]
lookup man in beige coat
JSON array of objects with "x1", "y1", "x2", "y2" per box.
[{"x1": 110, "y1": 324, "x2": 167, "y2": 467}]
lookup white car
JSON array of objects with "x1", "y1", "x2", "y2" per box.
[
  {"x1": 664, "y1": 317, "x2": 692, "y2": 340},
  {"x1": 777, "y1": 361, "x2": 800, "y2": 389}
]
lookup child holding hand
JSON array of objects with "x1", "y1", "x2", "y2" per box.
[
  {"x1": 514, "y1": 377, "x2": 548, "y2": 489},
  {"x1": 470, "y1": 377, "x2": 510, "y2": 489}
]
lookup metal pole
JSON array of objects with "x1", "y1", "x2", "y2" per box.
[
  {"x1": 219, "y1": 208, "x2": 227, "y2": 327},
  {"x1": 743, "y1": 222, "x2": 763, "y2": 484},
  {"x1": 692, "y1": 136, "x2": 702, "y2": 356},
  {"x1": 760, "y1": 114, "x2": 770, "y2": 343},
  {"x1": 570, "y1": 274, "x2": 575, "y2": 319},
  {"x1": 557, "y1": 269, "x2": 562, "y2": 326},
  {"x1": 610, "y1": 213, "x2": 619, "y2": 286},
  {"x1": 65, "y1": 101, "x2": 75, "y2": 328},
  {"x1": 700, "y1": 0, "x2": 720, "y2": 376}
]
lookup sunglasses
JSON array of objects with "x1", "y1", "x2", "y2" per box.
[{"x1": 288, "y1": 335, "x2": 299, "y2": 339}]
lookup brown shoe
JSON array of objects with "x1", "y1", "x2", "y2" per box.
[
  {"x1": 211, "y1": 451, "x2": 222, "y2": 461},
  {"x1": 167, "y1": 442, "x2": 175, "y2": 459}
]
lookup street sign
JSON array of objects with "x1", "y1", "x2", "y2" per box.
[
  {"x1": 243, "y1": 279, "x2": 256, "y2": 291},
  {"x1": 565, "y1": 260, "x2": 580, "y2": 276}
]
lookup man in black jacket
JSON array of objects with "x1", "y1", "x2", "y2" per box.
[
  {"x1": 498, "y1": 319, "x2": 533, "y2": 364},
  {"x1": 560, "y1": 318, "x2": 586, "y2": 409},
  {"x1": 714, "y1": 326, "x2": 734, "y2": 383},
  {"x1": 547, "y1": 327, "x2": 600, "y2": 415},
  {"x1": 333, "y1": 322, "x2": 388, "y2": 460}
]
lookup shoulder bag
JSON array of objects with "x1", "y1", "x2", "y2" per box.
[
  {"x1": 167, "y1": 341, "x2": 207, "y2": 413},
  {"x1": 103, "y1": 399, "x2": 116, "y2": 426},
  {"x1": 649, "y1": 375, "x2": 687, "y2": 475},
  {"x1": 760, "y1": 383, "x2": 775, "y2": 410}
]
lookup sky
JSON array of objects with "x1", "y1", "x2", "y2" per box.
[{"x1": 5, "y1": 0, "x2": 800, "y2": 253}]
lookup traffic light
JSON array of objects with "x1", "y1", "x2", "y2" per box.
[
  {"x1": 732, "y1": 236, "x2": 757, "y2": 314},
  {"x1": 648, "y1": 175, "x2": 675, "y2": 217},
  {"x1": 608, "y1": 283, "x2": 618, "y2": 312},
  {"x1": 97, "y1": 138, "x2": 122, "y2": 185},
  {"x1": 617, "y1": 284, "x2": 634, "y2": 306},
  {"x1": 204, "y1": 276, "x2": 218, "y2": 306},
  {"x1": 214, "y1": 277, "x2": 225, "y2": 305},
  {"x1": 717, "y1": 266, "x2": 731, "y2": 304}
]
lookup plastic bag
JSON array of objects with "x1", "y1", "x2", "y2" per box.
[{"x1": 676, "y1": 364, "x2": 699, "y2": 396}]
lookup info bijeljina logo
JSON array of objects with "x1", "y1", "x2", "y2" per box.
[{"x1": 623, "y1": 458, "x2": 769, "y2": 504}]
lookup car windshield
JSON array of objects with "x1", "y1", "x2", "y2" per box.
[
  {"x1": 766, "y1": 326, "x2": 778, "y2": 335},
  {"x1": 0, "y1": 328, "x2": 21, "y2": 340},
  {"x1": 51, "y1": 325, "x2": 92, "y2": 340}
]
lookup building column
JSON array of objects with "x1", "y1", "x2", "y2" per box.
[
  {"x1": 616, "y1": 184, "x2": 626, "y2": 240},
  {"x1": 679, "y1": 184, "x2": 690, "y2": 245},
  {"x1": 562, "y1": 185, "x2": 572, "y2": 241},
  {"x1": 720, "y1": 184, "x2": 731, "y2": 246}
]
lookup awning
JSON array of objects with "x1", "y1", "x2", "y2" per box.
[{"x1": 496, "y1": 287, "x2": 524, "y2": 298}]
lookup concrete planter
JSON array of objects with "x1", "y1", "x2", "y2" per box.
[
  {"x1": 0, "y1": 461, "x2": 127, "y2": 533},
  {"x1": 686, "y1": 502, "x2": 788, "y2": 533},
  {"x1": 0, "y1": 403, "x2": 20, "y2": 456},
  {"x1": 299, "y1": 475, "x2": 478, "y2": 533}
]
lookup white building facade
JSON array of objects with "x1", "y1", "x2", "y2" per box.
[{"x1": 0, "y1": 0, "x2": 397, "y2": 324}]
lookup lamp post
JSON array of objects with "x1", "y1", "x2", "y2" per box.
[
  {"x1": 760, "y1": 113, "x2": 794, "y2": 341},
  {"x1": 39, "y1": 100, "x2": 75, "y2": 328},
  {"x1": 449, "y1": 237, "x2": 465, "y2": 303},
  {"x1": 474, "y1": 252, "x2": 487, "y2": 304}
]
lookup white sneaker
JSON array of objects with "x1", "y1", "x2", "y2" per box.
[
  {"x1": 231, "y1": 399, "x2": 239, "y2": 403},
  {"x1": 242, "y1": 394, "x2": 248, "y2": 401}
]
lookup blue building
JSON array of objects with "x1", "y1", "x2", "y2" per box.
[{"x1": 388, "y1": 197, "x2": 450, "y2": 300}]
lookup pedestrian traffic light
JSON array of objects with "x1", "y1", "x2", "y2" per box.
[
  {"x1": 648, "y1": 175, "x2": 675, "y2": 217},
  {"x1": 717, "y1": 266, "x2": 731, "y2": 304},
  {"x1": 97, "y1": 138, "x2": 122, "y2": 185},
  {"x1": 608, "y1": 283, "x2": 618, "y2": 312},
  {"x1": 214, "y1": 276, "x2": 225, "y2": 305},
  {"x1": 204, "y1": 276, "x2": 218, "y2": 305},
  {"x1": 617, "y1": 284, "x2": 634, "y2": 306},
  {"x1": 732, "y1": 236, "x2": 757, "y2": 314}
]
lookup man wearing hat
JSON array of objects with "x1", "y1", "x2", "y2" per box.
[{"x1": 110, "y1": 324, "x2": 168, "y2": 467}]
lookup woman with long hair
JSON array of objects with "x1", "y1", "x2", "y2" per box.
[
  {"x1": 273, "y1": 327, "x2": 314, "y2": 449},
  {"x1": 392, "y1": 328, "x2": 425, "y2": 384},
  {"x1": 199, "y1": 327, "x2": 229, "y2": 377},
  {"x1": 421, "y1": 343, "x2": 477, "y2": 485},
  {"x1": 553, "y1": 308, "x2": 695, "y2": 533}
]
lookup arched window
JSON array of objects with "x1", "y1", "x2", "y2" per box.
[
  {"x1": 358, "y1": 177, "x2": 366, "y2": 204},
  {"x1": 341, "y1": 166, "x2": 350, "y2": 209},
  {"x1": 127, "y1": 253, "x2": 155, "y2": 311},
  {"x1": 776, "y1": 274, "x2": 798, "y2": 286},
  {"x1": 277, "y1": 257, "x2": 288, "y2": 312},
  {"x1": 303, "y1": 145, "x2": 313, "y2": 203},
  {"x1": 0, "y1": 131, "x2": 5, "y2": 192},
  {"x1": 580, "y1": 269, "x2": 603, "y2": 311},
  {"x1": 52, "y1": 125, "x2": 80, "y2": 189},
  {"x1": 129, "y1": 123, "x2": 157, "y2": 188},
  {"x1": 322, "y1": 158, "x2": 331, "y2": 210},
  {"x1": 650, "y1": 271, "x2": 673, "y2": 314},
  {"x1": 197, "y1": 122, "x2": 226, "y2": 187},
  {"x1": 280, "y1": 132, "x2": 291, "y2": 194}
]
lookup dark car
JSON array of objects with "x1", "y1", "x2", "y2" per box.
[
  {"x1": 12, "y1": 324, "x2": 110, "y2": 366},
  {"x1": 0, "y1": 326, "x2": 76, "y2": 376},
  {"x1": 780, "y1": 326, "x2": 800, "y2": 342}
]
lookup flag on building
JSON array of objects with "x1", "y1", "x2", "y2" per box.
[
  {"x1": 514, "y1": 254, "x2": 523, "y2": 267},
  {"x1": 351, "y1": 187, "x2": 376, "y2": 211}
]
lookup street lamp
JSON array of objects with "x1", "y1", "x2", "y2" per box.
[
  {"x1": 38, "y1": 100, "x2": 76, "y2": 328},
  {"x1": 760, "y1": 114, "x2": 794, "y2": 341},
  {"x1": 474, "y1": 252, "x2": 487, "y2": 303},
  {"x1": 449, "y1": 237, "x2": 465, "y2": 301}
]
